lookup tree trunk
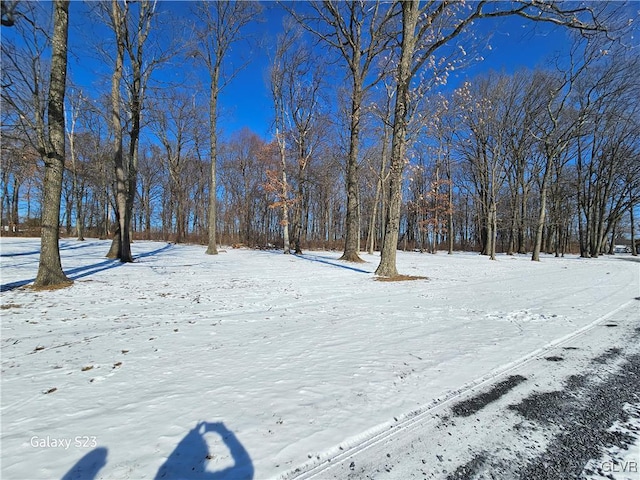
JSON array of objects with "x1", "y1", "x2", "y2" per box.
[
  {"x1": 278, "y1": 133, "x2": 291, "y2": 254},
  {"x1": 576, "y1": 138, "x2": 589, "y2": 257},
  {"x1": 65, "y1": 188, "x2": 72, "y2": 235},
  {"x1": 281, "y1": 185, "x2": 291, "y2": 254},
  {"x1": 106, "y1": 0, "x2": 131, "y2": 261},
  {"x1": 339, "y1": 76, "x2": 364, "y2": 263},
  {"x1": 447, "y1": 155, "x2": 454, "y2": 255},
  {"x1": 367, "y1": 168, "x2": 383, "y2": 255},
  {"x1": 11, "y1": 179, "x2": 19, "y2": 231},
  {"x1": 34, "y1": 0, "x2": 71, "y2": 288},
  {"x1": 68, "y1": 112, "x2": 85, "y2": 241},
  {"x1": 368, "y1": 118, "x2": 390, "y2": 255},
  {"x1": 506, "y1": 183, "x2": 517, "y2": 256},
  {"x1": 206, "y1": 66, "x2": 219, "y2": 255},
  {"x1": 292, "y1": 140, "x2": 306, "y2": 254},
  {"x1": 376, "y1": 1, "x2": 418, "y2": 277},
  {"x1": 532, "y1": 156, "x2": 553, "y2": 262},
  {"x1": 631, "y1": 188, "x2": 637, "y2": 256},
  {"x1": 144, "y1": 183, "x2": 152, "y2": 240},
  {"x1": 125, "y1": 48, "x2": 143, "y2": 250},
  {"x1": 0, "y1": 172, "x2": 6, "y2": 230},
  {"x1": 607, "y1": 221, "x2": 617, "y2": 255},
  {"x1": 489, "y1": 200, "x2": 497, "y2": 260},
  {"x1": 74, "y1": 175, "x2": 84, "y2": 241},
  {"x1": 432, "y1": 162, "x2": 440, "y2": 254}
]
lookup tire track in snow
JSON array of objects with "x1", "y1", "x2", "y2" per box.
[{"x1": 280, "y1": 299, "x2": 638, "y2": 480}]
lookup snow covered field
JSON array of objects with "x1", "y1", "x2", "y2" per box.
[{"x1": 1, "y1": 238, "x2": 638, "y2": 479}]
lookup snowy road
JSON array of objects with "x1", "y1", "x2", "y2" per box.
[{"x1": 283, "y1": 299, "x2": 640, "y2": 480}]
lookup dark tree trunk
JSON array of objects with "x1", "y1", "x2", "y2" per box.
[
  {"x1": 631, "y1": 188, "x2": 637, "y2": 256},
  {"x1": 74, "y1": 178, "x2": 84, "y2": 241},
  {"x1": 376, "y1": 1, "x2": 418, "y2": 277},
  {"x1": 339, "y1": 77, "x2": 365, "y2": 263},
  {"x1": 34, "y1": 0, "x2": 71, "y2": 288},
  {"x1": 106, "y1": 0, "x2": 133, "y2": 262},
  {"x1": 206, "y1": 66, "x2": 219, "y2": 255}
]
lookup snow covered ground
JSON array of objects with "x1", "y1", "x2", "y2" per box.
[{"x1": 1, "y1": 238, "x2": 638, "y2": 479}]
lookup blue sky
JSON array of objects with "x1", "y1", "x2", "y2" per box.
[
  {"x1": 64, "y1": 1, "x2": 571, "y2": 140},
  {"x1": 216, "y1": 7, "x2": 570, "y2": 138}
]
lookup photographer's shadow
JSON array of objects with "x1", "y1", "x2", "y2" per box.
[
  {"x1": 154, "y1": 422, "x2": 254, "y2": 480},
  {"x1": 61, "y1": 447, "x2": 107, "y2": 480}
]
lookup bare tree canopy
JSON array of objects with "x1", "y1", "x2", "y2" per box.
[
  {"x1": 1, "y1": 1, "x2": 638, "y2": 279},
  {"x1": 1, "y1": 0, "x2": 17, "y2": 27}
]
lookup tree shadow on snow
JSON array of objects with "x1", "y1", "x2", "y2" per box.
[
  {"x1": 64, "y1": 259, "x2": 123, "y2": 280},
  {"x1": 614, "y1": 256, "x2": 640, "y2": 263},
  {"x1": 0, "y1": 279, "x2": 34, "y2": 292},
  {"x1": 0, "y1": 260, "x2": 122, "y2": 292},
  {"x1": 0, "y1": 240, "x2": 101, "y2": 259},
  {"x1": 135, "y1": 243, "x2": 173, "y2": 260},
  {"x1": 296, "y1": 253, "x2": 373, "y2": 274},
  {"x1": 58, "y1": 241, "x2": 105, "y2": 252},
  {"x1": 155, "y1": 422, "x2": 254, "y2": 480},
  {"x1": 60, "y1": 447, "x2": 108, "y2": 480},
  {"x1": 0, "y1": 243, "x2": 173, "y2": 292},
  {"x1": 0, "y1": 248, "x2": 41, "y2": 258},
  {"x1": 259, "y1": 249, "x2": 372, "y2": 274}
]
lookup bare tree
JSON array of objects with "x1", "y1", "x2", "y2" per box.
[
  {"x1": 630, "y1": 180, "x2": 639, "y2": 257},
  {"x1": 432, "y1": 97, "x2": 459, "y2": 255},
  {"x1": 149, "y1": 90, "x2": 199, "y2": 243},
  {"x1": 1, "y1": 0, "x2": 18, "y2": 27},
  {"x1": 101, "y1": 0, "x2": 160, "y2": 261},
  {"x1": 1, "y1": 1, "x2": 71, "y2": 286},
  {"x1": 1, "y1": 2, "x2": 48, "y2": 229},
  {"x1": 288, "y1": 0, "x2": 398, "y2": 262},
  {"x1": 193, "y1": 0, "x2": 262, "y2": 255},
  {"x1": 365, "y1": 79, "x2": 395, "y2": 255},
  {"x1": 573, "y1": 43, "x2": 640, "y2": 258},
  {"x1": 104, "y1": 0, "x2": 128, "y2": 259},
  {"x1": 376, "y1": 0, "x2": 610, "y2": 276},
  {"x1": 135, "y1": 144, "x2": 162, "y2": 240},
  {"x1": 34, "y1": 0, "x2": 71, "y2": 287},
  {"x1": 82, "y1": 104, "x2": 112, "y2": 240},
  {"x1": 218, "y1": 129, "x2": 268, "y2": 246},
  {"x1": 0, "y1": 133, "x2": 40, "y2": 233},
  {"x1": 270, "y1": 22, "x2": 326, "y2": 255},
  {"x1": 65, "y1": 88, "x2": 94, "y2": 241},
  {"x1": 529, "y1": 68, "x2": 579, "y2": 262},
  {"x1": 268, "y1": 24, "x2": 298, "y2": 254},
  {"x1": 500, "y1": 71, "x2": 539, "y2": 255},
  {"x1": 455, "y1": 78, "x2": 508, "y2": 260}
]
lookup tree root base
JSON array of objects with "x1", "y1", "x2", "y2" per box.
[
  {"x1": 374, "y1": 274, "x2": 428, "y2": 282},
  {"x1": 338, "y1": 251, "x2": 366, "y2": 263},
  {"x1": 30, "y1": 280, "x2": 74, "y2": 291}
]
